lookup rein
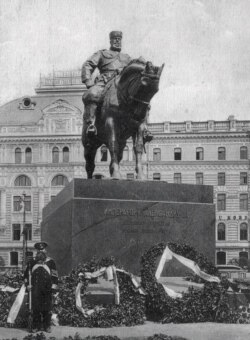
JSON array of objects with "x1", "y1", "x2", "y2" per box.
[{"x1": 129, "y1": 95, "x2": 151, "y2": 108}]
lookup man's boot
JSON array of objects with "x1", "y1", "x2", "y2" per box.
[
  {"x1": 143, "y1": 127, "x2": 153, "y2": 144},
  {"x1": 85, "y1": 103, "x2": 97, "y2": 137}
]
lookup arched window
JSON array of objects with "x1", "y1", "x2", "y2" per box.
[
  {"x1": 240, "y1": 223, "x2": 248, "y2": 241},
  {"x1": 240, "y1": 146, "x2": 248, "y2": 160},
  {"x1": 101, "y1": 146, "x2": 108, "y2": 162},
  {"x1": 52, "y1": 147, "x2": 59, "y2": 163},
  {"x1": 51, "y1": 174, "x2": 69, "y2": 186},
  {"x1": 63, "y1": 146, "x2": 69, "y2": 163},
  {"x1": 153, "y1": 148, "x2": 161, "y2": 162},
  {"x1": 14, "y1": 175, "x2": 31, "y2": 186},
  {"x1": 217, "y1": 251, "x2": 226, "y2": 265},
  {"x1": 217, "y1": 223, "x2": 226, "y2": 241},
  {"x1": 218, "y1": 147, "x2": 226, "y2": 160},
  {"x1": 196, "y1": 147, "x2": 204, "y2": 160},
  {"x1": 25, "y1": 147, "x2": 32, "y2": 164},
  {"x1": 122, "y1": 146, "x2": 129, "y2": 161},
  {"x1": 174, "y1": 148, "x2": 182, "y2": 160},
  {"x1": 15, "y1": 147, "x2": 22, "y2": 164}
]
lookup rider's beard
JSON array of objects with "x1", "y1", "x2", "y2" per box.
[{"x1": 110, "y1": 44, "x2": 121, "y2": 52}]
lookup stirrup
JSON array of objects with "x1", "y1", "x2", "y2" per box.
[
  {"x1": 143, "y1": 129, "x2": 153, "y2": 143},
  {"x1": 87, "y1": 124, "x2": 97, "y2": 137}
]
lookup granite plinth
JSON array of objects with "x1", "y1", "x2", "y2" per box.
[{"x1": 41, "y1": 179, "x2": 215, "y2": 276}]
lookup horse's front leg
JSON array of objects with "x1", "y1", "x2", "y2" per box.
[
  {"x1": 106, "y1": 117, "x2": 122, "y2": 179},
  {"x1": 134, "y1": 123, "x2": 145, "y2": 180},
  {"x1": 84, "y1": 145, "x2": 97, "y2": 179}
]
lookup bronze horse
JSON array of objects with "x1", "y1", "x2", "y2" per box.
[{"x1": 82, "y1": 59, "x2": 164, "y2": 179}]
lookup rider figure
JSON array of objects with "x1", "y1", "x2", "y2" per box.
[{"x1": 81, "y1": 31, "x2": 153, "y2": 142}]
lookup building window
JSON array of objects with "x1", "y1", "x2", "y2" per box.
[
  {"x1": 25, "y1": 147, "x2": 32, "y2": 164},
  {"x1": 217, "y1": 223, "x2": 226, "y2": 241},
  {"x1": 240, "y1": 194, "x2": 248, "y2": 211},
  {"x1": 240, "y1": 146, "x2": 248, "y2": 160},
  {"x1": 12, "y1": 224, "x2": 21, "y2": 241},
  {"x1": 216, "y1": 251, "x2": 226, "y2": 265},
  {"x1": 93, "y1": 174, "x2": 104, "y2": 179},
  {"x1": 122, "y1": 146, "x2": 129, "y2": 161},
  {"x1": 51, "y1": 175, "x2": 69, "y2": 186},
  {"x1": 174, "y1": 173, "x2": 182, "y2": 184},
  {"x1": 13, "y1": 195, "x2": 31, "y2": 212},
  {"x1": 174, "y1": 148, "x2": 181, "y2": 160},
  {"x1": 196, "y1": 172, "x2": 203, "y2": 185},
  {"x1": 153, "y1": 173, "x2": 161, "y2": 180},
  {"x1": 15, "y1": 148, "x2": 22, "y2": 164},
  {"x1": 14, "y1": 175, "x2": 31, "y2": 187},
  {"x1": 239, "y1": 251, "x2": 248, "y2": 260},
  {"x1": 218, "y1": 173, "x2": 225, "y2": 186},
  {"x1": 240, "y1": 223, "x2": 248, "y2": 241},
  {"x1": 23, "y1": 223, "x2": 32, "y2": 241},
  {"x1": 62, "y1": 146, "x2": 69, "y2": 163},
  {"x1": 196, "y1": 147, "x2": 204, "y2": 160},
  {"x1": 240, "y1": 172, "x2": 248, "y2": 185},
  {"x1": 52, "y1": 147, "x2": 59, "y2": 163},
  {"x1": 101, "y1": 146, "x2": 108, "y2": 162},
  {"x1": 51, "y1": 195, "x2": 56, "y2": 201},
  {"x1": 217, "y1": 194, "x2": 226, "y2": 211},
  {"x1": 127, "y1": 173, "x2": 134, "y2": 180},
  {"x1": 26, "y1": 251, "x2": 33, "y2": 262},
  {"x1": 10, "y1": 251, "x2": 18, "y2": 266},
  {"x1": 218, "y1": 147, "x2": 226, "y2": 160},
  {"x1": 153, "y1": 148, "x2": 161, "y2": 162}
]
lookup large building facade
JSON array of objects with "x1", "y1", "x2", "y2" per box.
[{"x1": 0, "y1": 70, "x2": 249, "y2": 268}]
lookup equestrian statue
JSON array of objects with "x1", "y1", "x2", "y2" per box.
[{"x1": 81, "y1": 31, "x2": 164, "y2": 179}]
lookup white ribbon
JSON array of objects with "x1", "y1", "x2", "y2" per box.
[
  {"x1": 155, "y1": 246, "x2": 220, "y2": 299},
  {"x1": 76, "y1": 265, "x2": 147, "y2": 312},
  {"x1": 162, "y1": 284, "x2": 183, "y2": 298},
  {"x1": 7, "y1": 284, "x2": 26, "y2": 324},
  {"x1": 156, "y1": 246, "x2": 220, "y2": 283}
]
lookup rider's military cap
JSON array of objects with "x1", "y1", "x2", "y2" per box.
[
  {"x1": 34, "y1": 241, "x2": 48, "y2": 250},
  {"x1": 109, "y1": 31, "x2": 123, "y2": 39}
]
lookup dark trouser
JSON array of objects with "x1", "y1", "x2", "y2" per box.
[{"x1": 33, "y1": 310, "x2": 51, "y2": 329}]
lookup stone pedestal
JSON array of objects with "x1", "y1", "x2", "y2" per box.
[{"x1": 41, "y1": 179, "x2": 215, "y2": 276}]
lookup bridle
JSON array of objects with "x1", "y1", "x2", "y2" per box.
[{"x1": 118, "y1": 70, "x2": 159, "y2": 109}]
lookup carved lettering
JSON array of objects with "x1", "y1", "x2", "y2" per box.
[{"x1": 104, "y1": 208, "x2": 180, "y2": 218}]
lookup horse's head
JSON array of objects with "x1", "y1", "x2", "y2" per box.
[{"x1": 118, "y1": 59, "x2": 164, "y2": 120}]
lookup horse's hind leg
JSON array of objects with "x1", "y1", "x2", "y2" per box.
[
  {"x1": 106, "y1": 117, "x2": 122, "y2": 179},
  {"x1": 84, "y1": 145, "x2": 97, "y2": 179},
  {"x1": 134, "y1": 123, "x2": 146, "y2": 180}
]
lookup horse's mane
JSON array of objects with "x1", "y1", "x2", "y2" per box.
[{"x1": 120, "y1": 58, "x2": 146, "y2": 78}]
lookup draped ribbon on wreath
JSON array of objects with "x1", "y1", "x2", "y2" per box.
[
  {"x1": 7, "y1": 284, "x2": 26, "y2": 324},
  {"x1": 76, "y1": 265, "x2": 146, "y2": 315},
  {"x1": 155, "y1": 245, "x2": 220, "y2": 299}
]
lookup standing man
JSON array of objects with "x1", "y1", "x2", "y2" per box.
[
  {"x1": 24, "y1": 242, "x2": 58, "y2": 333},
  {"x1": 81, "y1": 30, "x2": 132, "y2": 137}
]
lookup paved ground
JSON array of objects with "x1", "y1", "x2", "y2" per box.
[{"x1": 0, "y1": 322, "x2": 250, "y2": 340}]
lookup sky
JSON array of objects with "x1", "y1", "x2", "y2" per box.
[{"x1": 1, "y1": 0, "x2": 250, "y2": 123}]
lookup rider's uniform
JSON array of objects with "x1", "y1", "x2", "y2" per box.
[{"x1": 81, "y1": 49, "x2": 131, "y2": 104}]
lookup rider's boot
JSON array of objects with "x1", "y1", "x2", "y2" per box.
[
  {"x1": 85, "y1": 103, "x2": 98, "y2": 137},
  {"x1": 143, "y1": 127, "x2": 153, "y2": 144}
]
